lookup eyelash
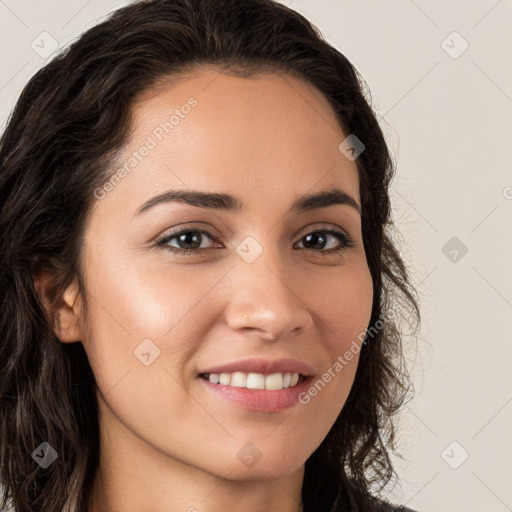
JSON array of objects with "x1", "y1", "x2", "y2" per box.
[{"x1": 155, "y1": 226, "x2": 355, "y2": 256}]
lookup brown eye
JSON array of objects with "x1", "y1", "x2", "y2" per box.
[
  {"x1": 156, "y1": 228, "x2": 220, "y2": 255},
  {"x1": 296, "y1": 229, "x2": 354, "y2": 254}
]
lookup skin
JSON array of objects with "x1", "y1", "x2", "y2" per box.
[{"x1": 41, "y1": 68, "x2": 374, "y2": 512}]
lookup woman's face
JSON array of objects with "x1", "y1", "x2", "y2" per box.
[{"x1": 66, "y1": 69, "x2": 373, "y2": 482}]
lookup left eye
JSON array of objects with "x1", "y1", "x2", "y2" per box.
[
  {"x1": 155, "y1": 227, "x2": 354, "y2": 255},
  {"x1": 296, "y1": 229, "x2": 354, "y2": 252}
]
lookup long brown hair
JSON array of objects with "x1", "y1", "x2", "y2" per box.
[{"x1": 0, "y1": 1, "x2": 420, "y2": 511}]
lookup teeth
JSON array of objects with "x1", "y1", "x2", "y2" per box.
[
  {"x1": 246, "y1": 373, "x2": 265, "y2": 389},
  {"x1": 209, "y1": 373, "x2": 220, "y2": 384},
  {"x1": 265, "y1": 372, "x2": 283, "y2": 390},
  {"x1": 219, "y1": 373, "x2": 231, "y2": 385},
  {"x1": 205, "y1": 371, "x2": 302, "y2": 390},
  {"x1": 230, "y1": 372, "x2": 247, "y2": 387}
]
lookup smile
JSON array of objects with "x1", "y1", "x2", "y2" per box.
[{"x1": 199, "y1": 371, "x2": 303, "y2": 390}]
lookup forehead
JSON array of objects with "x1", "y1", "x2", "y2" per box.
[{"x1": 98, "y1": 69, "x2": 360, "y2": 218}]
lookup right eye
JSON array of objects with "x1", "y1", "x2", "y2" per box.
[{"x1": 155, "y1": 228, "x2": 222, "y2": 255}]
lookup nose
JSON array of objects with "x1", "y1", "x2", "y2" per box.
[{"x1": 224, "y1": 251, "x2": 314, "y2": 341}]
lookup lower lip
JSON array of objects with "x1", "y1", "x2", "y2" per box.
[{"x1": 198, "y1": 375, "x2": 313, "y2": 412}]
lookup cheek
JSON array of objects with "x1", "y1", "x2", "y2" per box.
[
  {"x1": 82, "y1": 247, "x2": 227, "y2": 343},
  {"x1": 79, "y1": 249, "x2": 235, "y2": 408},
  {"x1": 79, "y1": 258, "x2": 211, "y2": 438},
  {"x1": 300, "y1": 261, "x2": 373, "y2": 415},
  {"x1": 313, "y1": 260, "x2": 374, "y2": 352},
  {"x1": 76, "y1": 253, "x2": 172, "y2": 387}
]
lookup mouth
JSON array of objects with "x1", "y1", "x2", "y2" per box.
[
  {"x1": 197, "y1": 371, "x2": 314, "y2": 413},
  {"x1": 198, "y1": 371, "x2": 308, "y2": 391},
  {"x1": 196, "y1": 357, "x2": 315, "y2": 412}
]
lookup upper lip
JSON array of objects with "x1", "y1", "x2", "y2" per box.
[{"x1": 198, "y1": 357, "x2": 314, "y2": 377}]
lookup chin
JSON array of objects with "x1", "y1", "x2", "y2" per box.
[
  {"x1": 208, "y1": 447, "x2": 306, "y2": 481},
  {"x1": 223, "y1": 463, "x2": 303, "y2": 482}
]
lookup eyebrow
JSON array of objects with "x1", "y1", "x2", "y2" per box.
[{"x1": 133, "y1": 186, "x2": 361, "y2": 217}]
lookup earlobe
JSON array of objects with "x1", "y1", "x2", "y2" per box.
[{"x1": 33, "y1": 269, "x2": 83, "y2": 343}]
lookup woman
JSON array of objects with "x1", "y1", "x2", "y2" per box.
[{"x1": 0, "y1": 0, "x2": 421, "y2": 511}]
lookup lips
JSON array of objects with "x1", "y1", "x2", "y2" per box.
[
  {"x1": 197, "y1": 357, "x2": 314, "y2": 377},
  {"x1": 198, "y1": 372, "x2": 314, "y2": 412},
  {"x1": 196, "y1": 357, "x2": 316, "y2": 412}
]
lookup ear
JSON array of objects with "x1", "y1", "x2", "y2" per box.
[{"x1": 33, "y1": 269, "x2": 84, "y2": 343}]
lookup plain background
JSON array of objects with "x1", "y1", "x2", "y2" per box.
[{"x1": 1, "y1": 1, "x2": 511, "y2": 511}]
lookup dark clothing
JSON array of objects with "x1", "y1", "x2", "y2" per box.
[
  {"x1": 322, "y1": 485, "x2": 419, "y2": 512},
  {"x1": 373, "y1": 498, "x2": 418, "y2": 512}
]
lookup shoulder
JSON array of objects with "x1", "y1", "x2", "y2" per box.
[{"x1": 372, "y1": 497, "x2": 419, "y2": 512}]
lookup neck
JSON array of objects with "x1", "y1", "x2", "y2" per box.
[{"x1": 88, "y1": 463, "x2": 305, "y2": 512}]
